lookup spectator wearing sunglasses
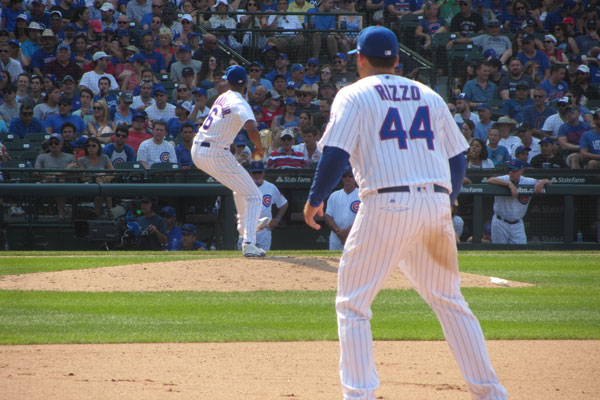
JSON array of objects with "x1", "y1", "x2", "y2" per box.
[
  {"x1": 9, "y1": 104, "x2": 42, "y2": 139},
  {"x1": 103, "y1": 125, "x2": 136, "y2": 164},
  {"x1": 44, "y1": 96, "x2": 88, "y2": 135},
  {"x1": 449, "y1": 0, "x2": 484, "y2": 38}
]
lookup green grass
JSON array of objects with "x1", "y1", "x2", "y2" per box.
[{"x1": 0, "y1": 251, "x2": 598, "y2": 344}]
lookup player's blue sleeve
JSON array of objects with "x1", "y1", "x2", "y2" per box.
[
  {"x1": 307, "y1": 146, "x2": 350, "y2": 207},
  {"x1": 449, "y1": 153, "x2": 466, "y2": 204}
]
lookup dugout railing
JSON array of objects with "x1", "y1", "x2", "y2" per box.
[{"x1": 0, "y1": 168, "x2": 599, "y2": 250}]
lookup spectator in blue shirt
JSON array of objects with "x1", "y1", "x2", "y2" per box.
[
  {"x1": 9, "y1": 103, "x2": 45, "y2": 139},
  {"x1": 167, "y1": 101, "x2": 193, "y2": 138},
  {"x1": 516, "y1": 35, "x2": 550, "y2": 82},
  {"x1": 102, "y1": 125, "x2": 136, "y2": 165},
  {"x1": 539, "y1": 64, "x2": 568, "y2": 103},
  {"x1": 580, "y1": 113, "x2": 600, "y2": 170},
  {"x1": 462, "y1": 60, "x2": 498, "y2": 108},
  {"x1": 486, "y1": 127, "x2": 511, "y2": 167},
  {"x1": 139, "y1": 31, "x2": 167, "y2": 75},
  {"x1": 26, "y1": 0, "x2": 51, "y2": 28},
  {"x1": 175, "y1": 121, "x2": 195, "y2": 168},
  {"x1": 521, "y1": 87, "x2": 555, "y2": 138},
  {"x1": 173, "y1": 224, "x2": 207, "y2": 251},
  {"x1": 161, "y1": 205, "x2": 183, "y2": 251},
  {"x1": 44, "y1": 96, "x2": 88, "y2": 134},
  {"x1": 307, "y1": 0, "x2": 338, "y2": 62},
  {"x1": 501, "y1": 81, "x2": 533, "y2": 123},
  {"x1": 31, "y1": 29, "x2": 57, "y2": 77},
  {"x1": 1, "y1": 0, "x2": 25, "y2": 33}
]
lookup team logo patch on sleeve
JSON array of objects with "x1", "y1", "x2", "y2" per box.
[
  {"x1": 160, "y1": 152, "x2": 171, "y2": 162},
  {"x1": 350, "y1": 200, "x2": 361, "y2": 213},
  {"x1": 262, "y1": 194, "x2": 272, "y2": 207}
]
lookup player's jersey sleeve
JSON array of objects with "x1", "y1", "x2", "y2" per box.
[
  {"x1": 318, "y1": 86, "x2": 360, "y2": 156},
  {"x1": 271, "y1": 184, "x2": 288, "y2": 208}
]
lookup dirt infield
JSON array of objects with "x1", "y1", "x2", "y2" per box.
[{"x1": 1, "y1": 256, "x2": 599, "y2": 399}]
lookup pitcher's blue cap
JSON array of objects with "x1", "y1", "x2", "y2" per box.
[
  {"x1": 348, "y1": 26, "x2": 398, "y2": 58},
  {"x1": 223, "y1": 65, "x2": 247, "y2": 84}
]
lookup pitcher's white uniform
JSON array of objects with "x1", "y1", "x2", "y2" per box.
[
  {"x1": 191, "y1": 90, "x2": 262, "y2": 245},
  {"x1": 321, "y1": 74, "x2": 507, "y2": 399},
  {"x1": 491, "y1": 174, "x2": 536, "y2": 244},
  {"x1": 325, "y1": 187, "x2": 360, "y2": 250}
]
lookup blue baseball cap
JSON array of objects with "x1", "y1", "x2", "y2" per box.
[
  {"x1": 285, "y1": 97, "x2": 297, "y2": 105},
  {"x1": 515, "y1": 145, "x2": 531, "y2": 154},
  {"x1": 132, "y1": 110, "x2": 148, "y2": 120},
  {"x1": 152, "y1": 85, "x2": 167, "y2": 96},
  {"x1": 456, "y1": 92, "x2": 470, "y2": 100},
  {"x1": 9, "y1": 39, "x2": 20, "y2": 48},
  {"x1": 307, "y1": 57, "x2": 319, "y2": 66},
  {"x1": 249, "y1": 61, "x2": 264, "y2": 70},
  {"x1": 508, "y1": 159, "x2": 526, "y2": 170},
  {"x1": 483, "y1": 48, "x2": 497, "y2": 59},
  {"x1": 278, "y1": 53, "x2": 288, "y2": 60},
  {"x1": 234, "y1": 133, "x2": 247, "y2": 146},
  {"x1": 58, "y1": 42, "x2": 70, "y2": 51},
  {"x1": 74, "y1": 136, "x2": 88, "y2": 148},
  {"x1": 223, "y1": 65, "x2": 247, "y2": 84},
  {"x1": 118, "y1": 30, "x2": 130, "y2": 37},
  {"x1": 348, "y1": 26, "x2": 398, "y2": 58},
  {"x1": 540, "y1": 137, "x2": 554, "y2": 145},
  {"x1": 249, "y1": 160, "x2": 264, "y2": 172},
  {"x1": 290, "y1": 63, "x2": 305, "y2": 73},
  {"x1": 128, "y1": 53, "x2": 145, "y2": 63},
  {"x1": 477, "y1": 103, "x2": 490, "y2": 110},
  {"x1": 182, "y1": 121, "x2": 196, "y2": 130},
  {"x1": 181, "y1": 223, "x2": 197, "y2": 235},
  {"x1": 178, "y1": 44, "x2": 191, "y2": 53},
  {"x1": 193, "y1": 87, "x2": 208, "y2": 96},
  {"x1": 161, "y1": 206, "x2": 176, "y2": 217},
  {"x1": 335, "y1": 52, "x2": 347, "y2": 60}
]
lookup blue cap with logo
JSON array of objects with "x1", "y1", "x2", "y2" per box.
[
  {"x1": 181, "y1": 223, "x2": 197, "y2": 235},
  {"x1": 348, "y1": 26, "x2": 398, "y2": 58},
  {"x1": 161, "y1": 206, "x2": 176, "y2": 217},
  {"x1": 456, "y1": 92, "x2": 470, "y2": 100},
  {"x1": 290, "y1": 64, "x2": 305, "y2": 73},
  {"x1": 234, "y1": 133, "x2": 247, "y2": 146},
  {"x1": 515, "y1": 145, "x2": 531, "y2": 154},
  {"x1": 540, "y1": 137, "x2": 554, "y2": 145},
  {"x1": 223, "y1": 65, "x2": 247, "y2": 84},
  {"x1": 249, "y1": 160, "x2": 265, "y2": 172},
  {"x1": 508, "y1": 159, "x2": 526, "y2": 170},
  {"x1": 128, "y1": 53, "x2": 145, "y2": 63}
]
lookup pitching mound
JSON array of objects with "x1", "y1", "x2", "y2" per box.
[{"x1": 0, "y1": 256, "x2": 531, "y2": 292}]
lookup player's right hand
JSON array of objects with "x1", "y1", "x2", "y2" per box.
[
  {"x1": 303, "y1": 201, "x2": 323, "y2": 230},
  {"x1": 251, "y1": 148, "x2": 264, "y2": 161}
]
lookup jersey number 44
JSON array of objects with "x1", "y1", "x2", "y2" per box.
[{"x1": 379, "y1": 106, "x2": 435, "y2": 150}]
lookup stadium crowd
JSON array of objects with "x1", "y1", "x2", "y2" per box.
[{"x1": 0, "y1": 0, "x2": 598, "y2": 237}]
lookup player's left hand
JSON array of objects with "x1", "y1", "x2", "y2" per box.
[{"x1": 303, "y1": 201, "x2": 323, "y2": 230}]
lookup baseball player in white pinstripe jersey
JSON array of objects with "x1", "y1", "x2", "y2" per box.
[
  {"x1": 191, "y1": 65, "x2": 267, "y2": 257},
  {"x1": 325, "y1": 166, "x2": 360, "y2": 250},
  {"x1": 304, "y1": 26, "x2": 507, "y2": 400},
  {"x1": 487, "y1": 158, "x2": 550, "y2": 244}
]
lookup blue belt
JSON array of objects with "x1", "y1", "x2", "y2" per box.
[{"x1": 377, "y1": 184, "x2": 449, "y2": 194}]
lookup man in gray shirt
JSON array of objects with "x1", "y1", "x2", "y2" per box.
[
  {"x1": 170, "y1": 45, "x2": 202, "y2": 82},
  {"x1": 0, "y1": 84, "x2": 20, "y2": 125},
  {"x1": 126, "y1": 0, "x2": 152, "y2": 24},
  {"x1": 34, "y1": 133, "x2": 78, "y2": 219}
]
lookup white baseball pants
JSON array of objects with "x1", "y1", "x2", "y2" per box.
[
  {"x1": 491, "y1": 215, "x2": 526, "y2": 244},
  {"x1": 192, "y1": 142, "x2": 261, "y2": 245},
  {"x1": 336, "y1": 187, "x2": 507, "y2": 400}
]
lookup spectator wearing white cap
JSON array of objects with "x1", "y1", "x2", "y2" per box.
[
  {"x1": 47, "y1": 10, "x2": 64, "y2": 37},
  {"x1": 573, "y1": 64, "x2": 600, "y2": 100},
  {"x1": 167, "y1": 101, "x2": 194, "y2": 138},
  {"x1": 31, "y1": 29, "x2": 57, "y2": 76},
  {"x1": 79, "y1": 51, "x2": 119, "y2": 95},
  {"x1": 541, "y1": 96, "x2": 576, "y2": 139},
  {"x1": 99, "y1": 2, "x2": 119, "y2": 32}
]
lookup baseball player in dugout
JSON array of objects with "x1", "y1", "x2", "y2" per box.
[
  {"x1": 325, "y1": 165, "x2": 360, "y2": 250},
  {"x1": 304, "y1": 26, "x2": 508, "y2": 400},
  {"x1": 487, "y1": 159, "x2": 551, "y2": 245},
  {"x1": 191, "y1": 65, "x2": 268, "y2": 258}
]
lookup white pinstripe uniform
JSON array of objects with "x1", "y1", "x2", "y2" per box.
[
  {"x1": 325, "y1": 187, "x2": 360, "y2": 250},
  {"x1": 237, "y1": 180, "x2": 288, "y2": 250},
  {"x1": 191, "y1": 90, "x2": 263, "y2": 245},
  {"x1": 491, "y1": 174, "x2": 536, "y2": 244},
  {"x1": 321, "y1": 75, "x2": 507, "y2": 399}
]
